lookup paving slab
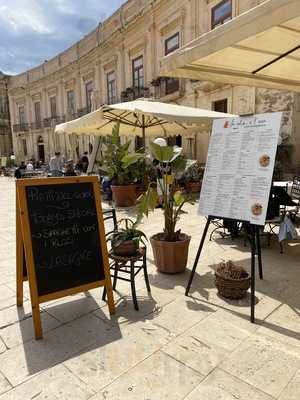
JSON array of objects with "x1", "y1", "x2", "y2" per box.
[
  {"x1": 90, "y1": 351, "x2": 204, "y2": 400},
  {"x1": 0, "y1": 311, "x2": 61, "y2": 348},
  {"x1": 278, "y1": 369, "x2": 300, "y2": 400},
  {"x1": 220, "y1": 332, "x2": 300, "y2": 397},
  {"x1": 0, "y1": 364, "x2": 94, "y2": 400},
  {"x1": 65, "y1": 320, "x2": 169, "y2": 391},
  {"x1": 93, "y1": 281, "x2": 180, "y2": 328},
  {"x1": 0, "y1": 313, "x2": 121, "y2": 386},
  {"x1": 0, "y1": 338, "x2": 6, "y2": 355},
  {"x1": 256, "y1": 303, "x2": 300, "y2": 349},
  {"x1": 0, "y1": 371, "x2": 11, "y2": 397},
  {"x1": 41, "y1": 293, "x2": 103, "y2": 324},
  {"x1": 0, "y1": 301, "x2": 33, "y2": 329},
  {"x1": 185, "y1": 368, "x2": 274, "y2": 400}
]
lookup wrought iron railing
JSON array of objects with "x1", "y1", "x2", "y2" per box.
[
  {"x1": 120, "y1": 87, "x2": 150, "y2": 102},
  {"x1": 13, "y1": 123, "x2": 29, "y2": 132}
]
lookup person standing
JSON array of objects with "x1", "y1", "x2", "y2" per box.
[
  {"x1": 81, "y1": 151, "x2": 89, "y2": 173},
  {"x1": 49, "y1": 152, "x2": 63, "y2": 176}
]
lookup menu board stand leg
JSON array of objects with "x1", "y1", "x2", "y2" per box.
[
  {"x1": 255, "y1": 227, "x2": 263, "y2": 279},
  {"x1": 186, "y1": 217, "x2": 263, "y2": 324},
  {"x1": 32, "y1": 303, "x2": 42, "y2": 340},
  {"x1": 16, "y1": 188, "x2": 24, "y2": 307},
  {"x1": 185, "y1": 217, "x2": 212, "y2": 296}
]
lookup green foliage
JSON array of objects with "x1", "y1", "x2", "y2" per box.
[
  {"x1": 107, "y1": 218, "x2": 147, "y2": 248},
  {"x1": 137, "y1": 143, "x2": 194, "y2": 242},
  {"x1": 100, "y1": 122, "x2": 146, "y2": 185},
  {"x1": 183, "y1": 162, "x2": 204, "y2": 182},
  {"x1": 150, "y1": 142, "x2": 174, "y2": 163}
]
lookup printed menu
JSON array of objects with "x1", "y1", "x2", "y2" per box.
[{"x1": 199, "y1": 113, "x2": 282, "y2": 225}]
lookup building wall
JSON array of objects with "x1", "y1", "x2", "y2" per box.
[
  {"x1": 8, "y1": 0, "x2": 295, "y2": 170},
  {"x1": 0, "y1": 73, "x2": 13, "y2": 157}
]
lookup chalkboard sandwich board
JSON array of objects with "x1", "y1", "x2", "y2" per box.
[{"x1": 16, "y1": 176, "x2": 115, "y2": 339}]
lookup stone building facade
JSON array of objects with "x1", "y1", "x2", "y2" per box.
[
  {"x1": 7, "y1": 0, "x2": 299, "y2": 171},
  {"x1": 0, "y1": 72, "x2": 13, "y2": 157}
]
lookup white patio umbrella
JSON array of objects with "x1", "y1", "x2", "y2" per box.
[
  {"x1": 55, "y1": 99, "x2": 237, "y2": 173},
  {"x1": 55, "y1": 99, "x2": 236, "y2": 141}
]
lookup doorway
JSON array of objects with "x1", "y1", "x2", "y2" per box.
[{"x1": 37, "y1": 136, "x2": 45, "y2": 162}]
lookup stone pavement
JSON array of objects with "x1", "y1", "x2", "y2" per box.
[{"x1": 0, "y1": 176, "x2": 299, "y2": 399}]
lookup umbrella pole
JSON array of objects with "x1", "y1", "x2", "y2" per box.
[{"x1": 142, "y1": 115, "x2": 146, "y2": 150}]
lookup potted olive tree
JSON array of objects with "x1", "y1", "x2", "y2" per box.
[
  {"x1": 137, "y1": 142, "x2": 194, "y2": 273},
  {"x1": 100, "y1": 123, "x2": 144, "y2": 207}
]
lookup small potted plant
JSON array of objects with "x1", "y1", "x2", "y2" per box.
[
  {"x1": 137, "y1": 141, "x2": 194, "y2": 273},
  {"x1": 184, "y1": 162, "x2": 203, "y2": 193},
  {"x1": 107, "y1": 218, "x2": 147, "y2": 257},
  {"x1": 100, "y1": 123, "x2": 144, "y2": 207}
]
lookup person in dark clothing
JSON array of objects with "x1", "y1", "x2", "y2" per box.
[
  {"x1": 64, "y1": 160, "x2": 77, "y2": 176},
  {"x1": 266, "y1": 186, "x2": 298, "y2": 219},
  {"x1": 81, "y1": 152, "x2": 89, "y2": 173},
  {"x1": 14, "y1": 162, "x2": 26, "y2": 179}
]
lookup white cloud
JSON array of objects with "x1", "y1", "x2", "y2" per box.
[{"x1": 0, "y1": 0, "x2": 126, "y2": 74}]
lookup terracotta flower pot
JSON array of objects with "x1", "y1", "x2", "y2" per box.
[
  {"x1": 111, "y1": 185, "x2": 136, "y2": 207},
  {"x1": 186, "y1": 181, "x2": 202, "y2": 193},
  {"x1": 112, "y1": 240, "x2": 138, "y2": 257},
  {"x1": 150, "y1": 233, "x2": 191, "y2": 274}
]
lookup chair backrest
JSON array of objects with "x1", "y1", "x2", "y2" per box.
[
  {"x1": 102, "y1": 208, "x2": 118, "y2": 240},
  {"x1": 291, "y1": 177, "x2": 300, "y2": 202}
]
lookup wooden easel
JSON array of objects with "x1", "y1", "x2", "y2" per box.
[
  {"x1": 185, "y1": 216, "x2": 263, "y2": 323},
  {"x1": 16, "y1": 176, "x2": 115, "y2": 339}
]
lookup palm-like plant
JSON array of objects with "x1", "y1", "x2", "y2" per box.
[
  {"x1": 137, "y1": 142, "x2": 194, "y2": 242},
  {"x1": 99, "y1": 122, "x2": 144, "y2": 185}
]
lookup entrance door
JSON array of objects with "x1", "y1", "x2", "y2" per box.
[{"x1": 38, "y1": 144, "x2": 45, "y2": 162}]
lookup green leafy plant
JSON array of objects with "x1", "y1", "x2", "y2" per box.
[
  {"x1": 107, "y1": 218, "x2": 147, "y2": 248},
  {"x1": 183, "y1": 162, "x2": 204, "y2": 183},
  {"x1": 137, "y1": 142, "x2": 194, "y2": 242},
  {"x1": 99, "y1": 122, "x2": 145, "y2": 185}
]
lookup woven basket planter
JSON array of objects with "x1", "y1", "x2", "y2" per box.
[{"x1": 215, "y1": 261, "x2": 250, "y2": 299}]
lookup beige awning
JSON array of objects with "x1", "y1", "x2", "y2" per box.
[
  {"x1": 55, "y1": 99, "x2": 236, "y2": 138},
  {"x1": 160, "y1": 0, "x2": 300, "y2": 92}
]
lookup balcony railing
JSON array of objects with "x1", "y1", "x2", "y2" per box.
[
  {"x1": 120, "y1": 87, "x2": 150, "y2": 102},
  {"x1": 30, "y1": 121, "x2": 43, "y2": 130},
  {"x1": 13, "y1": 123, "x2": 29, "y2": 132},
  {"x1": 43, "y1": 116, "x2": 65, "y2": 128},
  {"x1": 0, "y1": 112, "x2": 9, "y2": 120},
  {"x1": 151, "y1": 77, "x2": 181, "y2": 98}
]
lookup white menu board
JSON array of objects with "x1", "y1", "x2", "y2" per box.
[{"x1": 199, "y1": 113, "x2": 282, "y2": 226}]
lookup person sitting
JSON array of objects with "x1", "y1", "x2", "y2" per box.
[
  {"x1": 64, "y1": 160, "x2": 77, "y2": 176},
  {"x1": 49, "y1": 152, "x2": 63, "y2": 176},
  {"x1": 26, "y1": 160, "x2": 34, "y2": 171},
  {"x1": 14, "y1": 162, "x2": 26, "y2": 179},
  {"x1": 75, "y1": 159, "x2": 83, "y2": 174}
]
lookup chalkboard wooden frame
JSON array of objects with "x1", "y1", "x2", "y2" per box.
[{"x1": 16, "y1": 176, "x2": 115, "y2": 339}]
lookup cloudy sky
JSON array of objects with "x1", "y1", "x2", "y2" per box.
[{"x1": 0, "y1": 0, "x2": 125, "y2": 75}]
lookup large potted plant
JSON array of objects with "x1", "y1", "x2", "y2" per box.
[
  {"x1": 137, "y1": 142, "x2": 194, "y2": 273},
  {"x1": 100, "y1": 123, "x2": 144, "y2": 207}
]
